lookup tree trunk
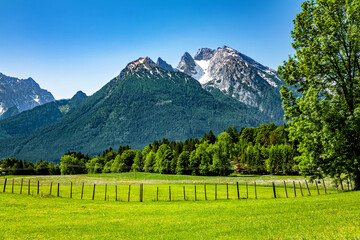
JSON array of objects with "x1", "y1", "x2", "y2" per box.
[{"x1": 354, "y1": 168, "x2": 360, "y2": 191}]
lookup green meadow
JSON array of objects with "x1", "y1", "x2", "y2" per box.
[{"x1": 0, "y1": 173, "x2": 359, "y2": 239}]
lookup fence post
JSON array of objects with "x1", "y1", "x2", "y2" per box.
[
  {"x1": 28, "y1": 180, "x2": 30, "y2": 195},
  {"x1": 70, "y1": 182, "x2": 73, "y2": 198},
  {"x1": 92, "y1": 184, "x2": 96, "y2": 200},
  {"x1": 254, "y1": 181, "x2": 257, "y2": 199},
  {"x1": 157, "y1": 187, "x2": 159, "y2": 201},
  {"x1": 226, "y1": 183, "x2": 229, "y2": 200},
  {"x1": 299, "y1": 182, "x2": 303, "y2": 196},
  {"x1": 2, "y1": 178, "x2": 7, "y2": 193},
  {"x1": 236, "y1": 182, "x2": 240, "y2": 199},
  {"x1": 169, "y1": 186, "x2": 171, "y2": 202},
  {"x1": 115, "y1": 185, "x2": 117, "y2": 201},
  {"x1": 322, "y1": 179, "x2": 327, "y2": 194},
  {"x1": 20, "y1": 178, "x2": 23, "y2": 194},
  {"x1": 305, "y1": 180, "x2": 311, "y2": 196},
  {"x1": 246, "y1": 182, "x2": 248, "y2": 199},
  {"x1": 50, "y1": 182, "x2": 53, "y2": 195},
  {"x1": 81, "y1": 182, "x2": 84, "y2": 200},
  {"x1": 272, "y1": 182, "x2": 276, "y2": 198},
  {"x1": 11, "y1": 179, "x2": 14, "y2": 193},
  {"x1": 347, "y1": 179, "x2": 350, "y2": 191},
  {"x1": 139, "y1": 184, "x2": 143, "y2": 202},
  {"x1": 349, "y1": 178, "x2": 353, "y2": 190},
  {"x1": 37, "y1": 180, "x2": 39, "y2": 195},
  {"x1": 194, "y1": 185, "x2": 197, "y2": 201},
  {"x1": 204, "y1": 184, "x2": 207, "y2": 200},
  {"x1": 57, "y1": 183, "x2": 60, "y2": 197},
  {"x1": 284, "y1": 181, "x2": 288, "y2": 198},
  {"x1": 105, "y1": 184, "x2": 107, "y2": 201},
  {"x1": 128, "y1": 185, "x2": 131, "y2": 202},
  {"x1": 215, "y1": 184, "x2": 217, "y2": 200},
  {"x1": 315, "y1": 180, "x2": 320, "y2": 195},
  {"x1": 293, "y1": 181, "x2": 296, "y2": 197},
  {"x1": 183, "y1": 186, "x2": 185, "y2": 201}
]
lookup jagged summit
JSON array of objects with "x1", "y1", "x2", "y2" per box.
[
  {"x1": 176, "y1": 52, "x2": 204, "y2": 79},
  {"x1": 156, "y1": 57, "x2": 174, "y2": 72},
  {"x1": 117, "y1": 57, "x2": 157, "y2": 80},
  {"x1": 127, "y1": 57, "x2": 157, "y2": 70},
  {"x1": 194, "y1": 48, "x2": 215, "y2": 61}
]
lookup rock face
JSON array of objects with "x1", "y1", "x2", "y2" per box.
[
  {"x1": 0, "y1": 57, "x2": 270, "y2": 162},
  {"x1": 156, "y1": 57, "x2": 174, "y2": 72},
  {"x1": 0, "y1": 73, "x2": 55, "y2": 119},
  {"x1": 176, "y1": 46, "x2": 285, "y2": 124}
]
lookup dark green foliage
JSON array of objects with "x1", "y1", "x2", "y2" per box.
[
  {"x1": 278, "y1": 0, "x2": 360, "y2": 189},
  {"x1": 0, "y1": 123, "x2": 299, "y2": 176},
  {"x1": 59, "y1": 154, "x2": 87, "y2": 175},
  {"x1": 0, "y1": 158, "x2": 60, "y2": 175},
  {"x1": 131, "y1": 150, "x2": 143, "y2": 172},
  {"x1": 176, "y1": 151, "x2": 190, "y2": 175},
  {"x1": 144, "y1": 151, "x2": 156, "y2": 173}
]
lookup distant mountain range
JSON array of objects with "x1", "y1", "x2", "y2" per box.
[
  {"x1": 0, "y1": 73, "x2": 55, "y2": 119},
  {"x1": 0, "y1": 46, "x2": 286, "y2": 162},
  {"x1": 0, "y1": 91, "x2": 87, "y2": 140}
]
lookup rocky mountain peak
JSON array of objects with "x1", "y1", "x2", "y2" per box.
[
  {"x1": 194, "y1": 48, "x2": 215, "y2": 61},
  {"x1": 117, "y1": 57, "x2": 157, "y2": 80},
  {"x1": 156, "y1": 57, "x2": 174, "y2": 72},
  {"x1": 127, "y1": 57, "x2": 156, "y2": 70},
  {"x1": 176, "y1": 52, "x2": 201, "y2": 76}
]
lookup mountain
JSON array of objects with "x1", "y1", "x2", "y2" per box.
[
  {"x1": 156, "y1": 57, "x2": 174, "y2": 72},
  {"x1": 0, "y1": 73, "x2": 55, "y2": 119},
  {"x1": 0, "y1": 91, "x2": 87, "y2": 140},
  {"x1": 0, "y1": 57, "x2": 270, "y2": 162},
  {"x1": 176, "y1": 46, "x2": 285, "y2": 123}
]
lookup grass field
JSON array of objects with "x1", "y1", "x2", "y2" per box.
[
  {"x1": 0, "y1": 173, "x2": 342, "y2": 202},
  {"x1": 0, "y1": 190, "x2": 359, "y2": 239},
  {"x1": 0, "y1": 173, "x2": 358, "y2": 239}
]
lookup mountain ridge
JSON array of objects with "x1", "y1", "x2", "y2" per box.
[
  {"x1": 0, "y1": 72, "x2": 55, "y2": 120},
  {"x1": 175, "y1": 46, "x2": 285, "y2": 123}
]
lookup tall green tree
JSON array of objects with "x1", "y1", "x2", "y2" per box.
[
  {"x1": 278, "y1": 0, "x2": 360, "y2": 189},
  {"x1": 144, "y1": 151, "x2": 156, "y2": 172}
]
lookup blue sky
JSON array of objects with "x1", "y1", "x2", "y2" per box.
[{"x1": 0, "y1": 0, "x2": 303, "y2": 99}]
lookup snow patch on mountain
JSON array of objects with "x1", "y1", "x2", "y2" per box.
[{"x1": 194, "y1": 60, "x2": 212, "y2": 84}]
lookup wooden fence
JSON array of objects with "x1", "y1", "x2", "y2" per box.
[{"x1": 0, "y1": 178, "x2": 353, "y2": 202}]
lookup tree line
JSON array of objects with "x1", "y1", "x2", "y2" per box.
[{"x1": 0, "y1": 123, "x2": 299, "y2": 176}]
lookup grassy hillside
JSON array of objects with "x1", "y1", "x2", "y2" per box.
[{"x1": 0, "y1": 188, "x2": 359, "y2": 239}]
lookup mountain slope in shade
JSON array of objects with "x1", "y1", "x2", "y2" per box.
[
  {"x1": 176, "y1": 46, "x2": 285, "y2": 124},
  {"x1": 0, "y1": 57, "x2": 270, "y2": 162},
  {"x1": 0, "y1": 73, "x2": 55, "y2": 119},
  {"x1": 0, "y1": 91, "x2": 87, "y2": 140}
]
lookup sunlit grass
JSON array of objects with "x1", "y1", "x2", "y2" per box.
[
  {"x1": 0, "y1": 190, "x2": 359, "y2": 239},
  {"x1": 0, "y1": 174, "x2": 340, "y2": 202}
]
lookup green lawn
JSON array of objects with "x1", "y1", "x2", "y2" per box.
[
  {"x1": 0, "y1": 173, "x2": 341, "y2": 202},
  {"x1": 0, "y1": 172, "x2": 341, "y2": 185},
  {"x1": 0, "y1": 190, "x2": 359, "y2": 239}
]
